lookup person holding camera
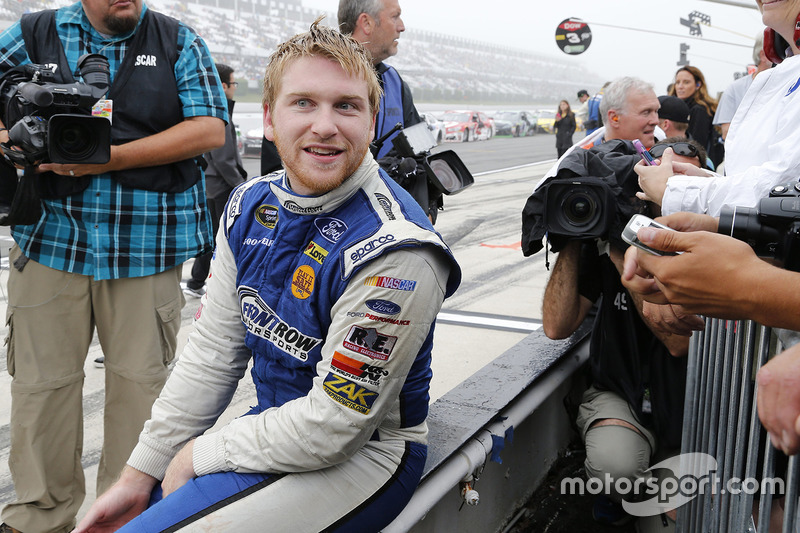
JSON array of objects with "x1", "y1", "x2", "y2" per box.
[
  {"x1": 0, "y1": 0, "x2": 227, "y2": 531},
  {"x1": 73, "y1": 20, "x2": 460, "y2": 532},
  {"x1": 338, "y1": 0, "x2": 422, "y2": 160},
  {"x1": 535, "y1": 78, "x2": 690, "y2": 527}
]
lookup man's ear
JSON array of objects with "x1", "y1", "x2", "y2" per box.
[
  {"x1": 607, "y1": 110, "x2": 619, "y2": 128},
  {"x1": 355, "y1": 12, "x2": 374, "y2": 37},
  {"x1": 263, "y1": 105, "x2": 275, "y2": 142}
]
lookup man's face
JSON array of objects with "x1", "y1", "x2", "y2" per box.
[
  {"x1": 82, "y1": 0, "x2": 142, "y2": 35},
  {"x1": 579, "y1": 94, "x2": 589, "y2": 103},
  {"x1": 609, "y1": 89, "x2": 660, "y2": 148},
  {"x1": 263, "y1": 56, "x2": 375, "y2": 196},
  {"x1": 223, "y1": 73, "x2": 237, "y2": 100},
  {"x1": 366, "y1": 0, "x2": 405, "y2": 63}
]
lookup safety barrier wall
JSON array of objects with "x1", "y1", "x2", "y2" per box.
[{"x1": 677, "y1": 318, "x2": 800, "y2": 533}]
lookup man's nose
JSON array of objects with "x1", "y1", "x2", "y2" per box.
[
  {"x1": 397, "y1": 17, "x2": 405, "y2": 32},
  {"x1": 311, "y1": 108, "x2": 338, "y2": 138}
]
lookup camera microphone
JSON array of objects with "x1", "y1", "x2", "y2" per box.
[{"x1": 16, "y1": 82, "x2": 53, "y2": 107}]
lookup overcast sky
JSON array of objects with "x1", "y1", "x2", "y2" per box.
[{"x1": 303, "y1": 0, "x2": 765, "y2": 97}]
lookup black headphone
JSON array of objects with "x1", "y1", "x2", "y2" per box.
[{"x1": 764, "y1": 15, "x2": 800, "y2": 64}]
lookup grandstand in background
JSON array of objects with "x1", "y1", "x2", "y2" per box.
[{"x1": 0, "y1": 0, "x2": 604, "y2": 105}]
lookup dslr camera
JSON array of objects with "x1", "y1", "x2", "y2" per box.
[
  {"x1": 0, "y1": 53, "x2": 111, "y2": 167},
  {"x1": 372, "y1": 121, "x2": 473, "y2": 224},
  {"x1": 719, "y1": 180, "x2": 800, "y2": 272},
  {"x1": 542, "y1": 177, "x2": 616, "y2": 239}
]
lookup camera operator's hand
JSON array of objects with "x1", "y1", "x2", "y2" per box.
[
  {"x1": 641, "y1": 300, "x2": 704, "y2": 339},
  {"x1": 757, "y1": 343, "x2": 800, "y2": 455},
  {"x1": 635, "y1": 148, "x2": 709, "y2": 205},
  {"x1": 38, "y1": 162, "x2": 95, "y2": 177}
]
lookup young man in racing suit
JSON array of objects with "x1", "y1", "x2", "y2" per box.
[{"x1": 75, "y1": 20, "x2": 460, "y2": 533}]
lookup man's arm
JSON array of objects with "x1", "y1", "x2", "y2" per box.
[
  {"x1": 39, "y1": 116, "x2": 225, "y2": 177},
  {"x1": 188, "y1": 246, "x2": 451, "y2": 476},
  {"x1": 757, "y1": 343, "x2": 800, "y2": 455},
  {"x1": 542, "y1": 241, "x2": 594, "y2": 339}
]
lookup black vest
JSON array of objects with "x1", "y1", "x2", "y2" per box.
[{"x1": 20, "y1": 8, "x2": 201, "y2": 197}]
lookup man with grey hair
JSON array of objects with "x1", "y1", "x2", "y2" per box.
[
  {"x1": 338, "y1": 0, "x2": 421, "y2": 158},
  {"x1": 599, "y1": 76, "x2": 660, "y2": 148}
]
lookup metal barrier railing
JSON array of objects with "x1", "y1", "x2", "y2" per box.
[{"x1": 677, "y1": 318, "x2": 800, "y2": 533}]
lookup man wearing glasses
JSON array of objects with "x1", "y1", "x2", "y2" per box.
[{"x1": 184, "y1": 62, "x2": 248, "y2": 298}]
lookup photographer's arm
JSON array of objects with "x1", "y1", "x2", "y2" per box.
[
  {"x1": 542, "y1": 241, "x2": 593, "y2": 339},
  {"x1": 38, "y1": 116, "x2": 225, "y2": 177}
]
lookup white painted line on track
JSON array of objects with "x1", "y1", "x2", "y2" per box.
[{"x1": 437, "y1": 310, "x2": 541, "y2": 333}]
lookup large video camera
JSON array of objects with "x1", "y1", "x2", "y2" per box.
[
  {"x1": 0, "y1": 53, "x2": 112, "y2": 167},
  {"x1": 719, "y1": 181, "x2": 800, "y2": 272},
  {"x1": 542, "y1": 177, "x2": 616, "y2": 240},
  {"x1": 372, "y1": 122, "x2": 473, "y2": 224}
]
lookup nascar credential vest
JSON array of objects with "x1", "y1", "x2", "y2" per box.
[
  {"x1": 20, "y1": 8, "x2": 201, "y2": 196},
  {"x1": 375, "y1": 64, "x2": 404, "y2": 159},
  {"x1": 224, "y1": 167, "x2": 460, "y2": 427}
]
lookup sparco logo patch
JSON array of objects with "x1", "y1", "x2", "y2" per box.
[
  {"x1": 332, "y1": 351, "x2": 388, "y2": 387},
  {"x1": 291, "y1": 265, "x2": 315, "y2": 299},
  {"x1": 315, "y1": 217, "x2": 348, "y2": 243},
  {"x1": 364, "y1": 275, "x2": 417, "y2": 292},
  {"x1": 255, "y1": 205, "x2": 278, "y2": 229},
  {"x1": 239, "y1": 288, "x2": 321, "y2": 361},
  {"x1": 366, "y1": 299, "x2": 401, "y2": 315},
  {"x1": 323, "y1": 373, "x2": 378, "y2": 414},
  {"x1": 374, "y1": 192, "x2": 396, "y2": 220},
  {"x1": 284, "y1": 200, "x2": 323, "y2": 215},
  {"x1": 304, "y1": 241, "x2": 328, "y2": 264},
  {"x1": 350, "y1": 235, "x2": 396, "y2": 262},
  {"x1": 343, "y1": 325, "x2": 397, "y2": 360}
]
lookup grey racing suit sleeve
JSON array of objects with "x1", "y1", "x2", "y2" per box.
[{"x1": 127, "y1": 225, "x2": 451, "y2": 479}]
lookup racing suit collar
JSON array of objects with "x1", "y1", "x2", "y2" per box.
[{"x1": 269, "y1": 154, "x2": 380, "y2": 215}]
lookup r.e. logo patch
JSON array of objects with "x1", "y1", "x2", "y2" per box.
[{"x1": 343, "y1": 325, "x2": 397, "y2": 360}]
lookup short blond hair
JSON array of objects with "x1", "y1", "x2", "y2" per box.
[{"x1": 262, "y1": 18, "x2": 382, "y2": 114}]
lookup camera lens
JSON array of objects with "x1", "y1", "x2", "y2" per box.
[
  {"x1": 563, "y1": 191, "x2": 596, "y2": 226},
  {"x1": 51, "y1": 120, "x2": 96, "y2": 160}
]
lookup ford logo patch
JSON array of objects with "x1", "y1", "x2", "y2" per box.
[{"x1": 366, "y1": 299, "x2": 401, "y2": 315}]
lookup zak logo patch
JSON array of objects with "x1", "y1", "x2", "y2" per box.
[{"x1": 323, "y1": 373, "x2": 378, "y2": 414}]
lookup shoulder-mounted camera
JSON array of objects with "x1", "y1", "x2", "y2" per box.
[{"x1": 0, "y1": 53, "x2": 112, "y2": 167}]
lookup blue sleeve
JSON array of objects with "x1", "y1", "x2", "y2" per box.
[
  {"x1": 174, "y1": 24, "x2": 228, "y2": 124},
  {"x1": 0, "y1": 21, "x2": 31, "y2": 74}
]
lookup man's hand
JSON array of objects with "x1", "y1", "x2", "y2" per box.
[
  {"x1": 635, "y1": 148, "x2": 709, "y2": 205},
  {"x1": 72, "y1": 467, "x2": 157, "y2": 532},
  {"x1": 621, "y1": 223, "x2": 768, "y2": 320},
  {"x1": 641, "y1": 300, "x2": 704, "y2": 338},
  {"x1": 757, "y1": 344, "x2": 800, "y2": 455},
  {"x1": 162, "y1": 440, "x2": 197, "y2": 497}
]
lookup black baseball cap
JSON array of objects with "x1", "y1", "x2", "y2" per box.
[
  {"x1": 577, "y1": 89, "x2": 589, "y2": 98},
  {"x1": 657, "y1": 95, "x2": 690, "y2": 123}
]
